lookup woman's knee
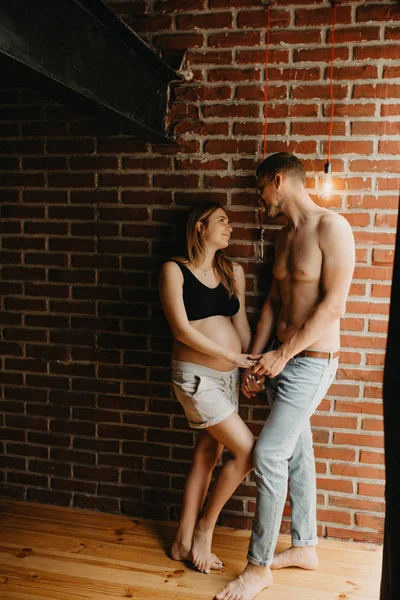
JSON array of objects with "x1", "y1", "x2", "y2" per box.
[
  {"x1": 194, "y1": 444, "x2": 221, "y2": 470},
  {"x1": 235, "y1": 441, "x2": 255, "y2": 473}
]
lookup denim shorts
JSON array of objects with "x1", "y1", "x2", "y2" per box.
[{"x1": 171, "y1": 360, "x2": 239, "y2": 429}]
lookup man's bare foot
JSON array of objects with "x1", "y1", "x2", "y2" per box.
[
  {"x1": 191, "y1": 521, "x2": 217, "y2": 574},
  {"x1": 271, "y1": 545, "x2": 318, "y2": 570},
  {"x1": 171, "y1": 540, "x2": 223, "y2": 571},
  {"x1": 215, "y1": 563, "x2": 273, "y2": 600}
]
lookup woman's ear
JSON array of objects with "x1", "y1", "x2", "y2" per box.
[{"x1": 196, "y1": 221, "x2": 204, "y2": 234}]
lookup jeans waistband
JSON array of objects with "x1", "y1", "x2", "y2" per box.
[{"x1": 269, "y1": 336, "x2": 339, "y2": 362}]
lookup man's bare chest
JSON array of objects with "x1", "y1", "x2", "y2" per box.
[{"x1": 273, "y1": 229, "x2": 322, "y2": 283}]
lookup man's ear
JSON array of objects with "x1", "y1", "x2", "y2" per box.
[{"x1": 275, "y1": 173, "x2": 283, "y2": 189}]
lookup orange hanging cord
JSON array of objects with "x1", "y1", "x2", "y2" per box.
[
  {"x1": 327, "y1": 1, "x2": 338, "y2": 165},
  {"x1": 259, "y1": 1, "x2": 272, "y2": 233},
  {"x1": 262, "y1": 2, "x2": 271, "y2": 161}
]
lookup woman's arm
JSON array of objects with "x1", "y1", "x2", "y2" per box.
[
  {"x1": 231, "y1": 263, "x2": 251, "y2": 352},
  {"x1": 159, "y1": 262, "x2": 258, "y2": 368}
]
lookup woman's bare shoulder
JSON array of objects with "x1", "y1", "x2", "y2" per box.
[{"x1": 160, "y1": 261, "x2": 184, "y2": 281}]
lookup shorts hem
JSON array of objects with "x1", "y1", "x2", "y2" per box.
[{"x1": 188, "y1": 406, "x2": 237, "y2": 429}]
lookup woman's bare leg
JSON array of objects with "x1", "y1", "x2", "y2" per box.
[
  {"x1": 171, "y1": 430, "x2": 223, "y2": 567},
  {"x1": 191, "y1": 412, "x2": 255, "y2": 573}
]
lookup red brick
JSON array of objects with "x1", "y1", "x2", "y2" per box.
[
  {"x1": 355, "y1": 45, "x2": 400, "y2": 61},
  {"x1": 329, "y1": 384, "x2": 360, "y2": 398},
  {"x1": 204, "y1": 104, "x2": 260, "y2": 118},
  {"x1": 368, "y1": 318, "x2": 389, "y2": 333},
  {"x1": 360, "y1": 451, "x2": 385, "y2": 465},
  {"x1": 154, "y1": 33, "x2": 204, "y2": 49},
  {"x1": 235, "y1": 85, "x2": 286, "y2": 101},
  {"x1": 358, "y1": 482, "x2": 385, "y2": 497},
  {"x1": 353, "y1": 84, "x2": 400, "y2": 100},
  {"x1": 236, "y1": 49, "x2": 289, "y2": 65},
  {"x1": 326, "y1": 526, "x2": 383, "y2": 543},
  {"x1": 317, "y1": 478, "x2": 354, "y2": 493},
  {"x1": 334, "y1": 432, "x2": 384, "y2": 449},
  {"x1": 357, "y1": 4, "x2": 400, "y2": 22},
  {"x1": 314, "y1": 447, "x2": 356, "y2": 462},
  {"x1": 155, "y1": 0, "x2": 204, "y2": 10},
  {"x1": 294, "y1": 47, "x2": 349, "y2": 63},
  {"x1": 381, "y1": 103, "x2": 400, "y2": 117},
  {"x1": 328, "y1": 26, "x2": 380, "y2": 44},
  {"x1": 364, "y1": 386, "x2": 383, "y2": 400},
  {"x1": 335, "y1": 400, "x2": 383, "y2": 416},
  {"x1": 311, "y1": 415, "x2": 358, "y2": 430},
  {"x1": 329, "y1": 495, "x2": 384, "y2": 513},
  {"x1": 292, "y1": 85, "x2": 348, "y2": 101},
  {"x1": 239, "y1": 9, "x2": 291, "y2": 29},
  {"x1": 317, "y1": 509, "x2": 351, "y2": 525},
  {"x1": 331, "y1": 464, "x2": 384, "y2": 480},
  {"x1": 352, "y1": 121, "x2": 400, "y2": 136},
  {"x1": 177, "y1": 12, "x2": 232, "y2": 29},
  {"x1": 186, "y1": 50, "x2": 232, "y2": 65},
  {"x1": 208, "y1": 31, "x2": 261, "y2": 48},
  {"x1": 361, "y1": 417, "x2": 384, "y2": 432},
  {"x1": 355, "y1": 513, "x2": 384, "y2": 532}
]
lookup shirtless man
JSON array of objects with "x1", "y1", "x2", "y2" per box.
[{"x1": 216, "y1": 153, "x2": 355, "y2": 600}]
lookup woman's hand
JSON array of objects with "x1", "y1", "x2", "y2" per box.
[{"x1": 227, "y1": 352, "x2": 261, "y2": 369}]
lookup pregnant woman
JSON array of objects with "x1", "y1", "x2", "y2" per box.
[{"x1": 159, "y1": 201, "x2": 259, "y2": 575}]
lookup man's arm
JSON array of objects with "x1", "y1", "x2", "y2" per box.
[
  {"x1": 253, "y1": 215, "x2": 355, "y2": 377},
  {"x1": 241, "y1": 275, "x2": 282, "y2": 397}
]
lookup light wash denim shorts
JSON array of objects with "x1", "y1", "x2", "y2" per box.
[{"x1": 171, "y1": 360, "x2": 239, "y2": 429}]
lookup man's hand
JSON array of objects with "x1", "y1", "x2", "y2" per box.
[{"x1": 252, "y1": 349, "x2": 288, "y2": 378}]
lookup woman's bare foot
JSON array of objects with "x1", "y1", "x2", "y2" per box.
[
  {"x1": 271, "y1": 545, "x2": 318, "y2": 570},
  {"x1": 191, "y1": 521, "x2": 217, "y2": 573},
  {"x1": 171, "y1": 539, "x2": 223, "y2": 571},
  {"x1": 215, "y1": 563, "x2": 273, "y2": 600},
  {"x1": 170, "y1": 540, "x2": 191, "y2": 562}
]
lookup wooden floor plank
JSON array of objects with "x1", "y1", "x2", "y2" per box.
[{"x1": 0, "y1": 499, "x2": 382, "y2": 600}]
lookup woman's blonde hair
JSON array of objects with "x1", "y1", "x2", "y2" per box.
[{"x1": 175, "y1": 201, "x2": 236, "y2": 297}]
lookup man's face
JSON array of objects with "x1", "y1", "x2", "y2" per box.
[{"x1": 257, "y1": 175, "x2": 284, "y2": 218}]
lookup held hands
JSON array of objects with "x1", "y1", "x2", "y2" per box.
[
  {"x1": 251, "y1": 349, "x2": 288, "y2": 379},
  {"x1": 227, "y1": 352, "x2": 261, "y2": 369}
]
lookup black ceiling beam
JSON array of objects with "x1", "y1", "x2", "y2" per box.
[{"x1": 0, "y1": 0, "x2": 183, "y2": 143}]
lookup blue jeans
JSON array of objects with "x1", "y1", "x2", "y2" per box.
[{"x1": 247, "y1": 342, "x2": 338, "y2": 567}]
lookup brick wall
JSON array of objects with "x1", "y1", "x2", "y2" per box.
[{"x1": 1, "y1": 0, "x2": 398, "y2": 543}]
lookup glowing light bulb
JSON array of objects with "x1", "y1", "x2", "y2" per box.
[{"x1": 319, "y1": 161, "x2": 333, "y2": 201}]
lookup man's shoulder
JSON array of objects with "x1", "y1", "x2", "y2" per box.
[
  {"x1": 317, "y1": 210, "x2": 354, "y2": 251},
  {"x1": 318, "y1": 210, "x2": 351, "y2": 234}
]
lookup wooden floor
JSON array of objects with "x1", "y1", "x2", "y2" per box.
[{"x1": 0, "y1": 499, "x2": 382, "y2": 600}]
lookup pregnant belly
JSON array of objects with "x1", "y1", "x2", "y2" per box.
[{"x1": 173, "y1": 315, "x2": 242, "y2": 371}]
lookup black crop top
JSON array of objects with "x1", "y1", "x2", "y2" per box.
[{"x1": 172, "y1": 261, "x2": 240, "y2": 321}]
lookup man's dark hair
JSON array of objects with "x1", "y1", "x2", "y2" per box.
[{"x1": 256, "y1": 152, "x2": 306, "y2": 185}]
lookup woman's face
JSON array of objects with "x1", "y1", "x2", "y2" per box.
[{"x1": 201, "y1": 208, "x2": 232, "y2": 249}]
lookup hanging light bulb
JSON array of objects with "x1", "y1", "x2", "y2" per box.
[{"x1": 319, "y1": 160, "x2": 333, "y2": 200}]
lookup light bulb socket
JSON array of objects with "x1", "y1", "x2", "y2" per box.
[{"x1": 324, "y1": 161, "x2": 332, "y2": 174}]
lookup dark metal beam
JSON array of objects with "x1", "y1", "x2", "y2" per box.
[
  {"x1": 380, "y1": 206, "x2": 400, "y2": 599},
  {"x1": 0, "y1": 0, "x2": 183, "y2": 143}
]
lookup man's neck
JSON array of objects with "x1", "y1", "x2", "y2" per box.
[{"x1": 284, "y1": 192, "x2": 320, "y2": 229}]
